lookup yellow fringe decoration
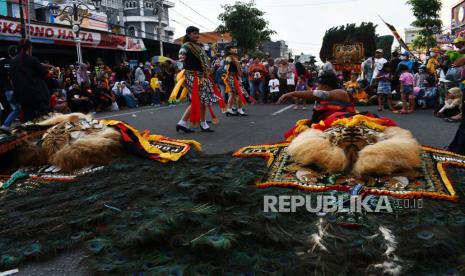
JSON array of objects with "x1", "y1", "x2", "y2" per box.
[
  {"x1": 169, "y1": 70, "x2": 186, "y2": 103},
  {"x1": 177, "y1": 139, "x2": 202, "y2": 152},
  {"x1": 323, "y1": 114, "x2": 389, "y2": 131},
  {"x1": 309, "y1": 114, "x2": 389, "y2": 132},
  {"x1": 233, "y1": 142, "x2": 290, "y2": 166},
  {"x1": 254, "y1": 181, "x2": 458, "y2": 202},
  {"x1": 234, "y1": 143, "x2": 465, "y2": 202},
  {"x1": 437, "y1": 162, "x2": 457, "y2": 198},
  {"x1": 422, "y1": 145, "x2": 465, "y2": 158},
  {"x1": 179, "y1": 87, "x2": 189, "y2": 102},
  {"x1": 222, "y1": 71, "x2": 232, "y2": 93},
  {"x1": 285, "y1": 119, "x2": 311, "y2": 142},
  {"x1": 101, "y1": 119, "x2": 202, "y2": 162}
]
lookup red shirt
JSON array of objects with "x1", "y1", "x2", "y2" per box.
[
  {"x1": 248, "y1": 63, "x2": 268, "y2": 81},
  {"x1": 50, "y1": 94, "x2": 57, "y2": 109}
]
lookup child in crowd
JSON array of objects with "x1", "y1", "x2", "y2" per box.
[
  {"x1": 398, "y1": 64, "x2": 415, "y2": 114},
  {"x1": 344, "y1": 72, "x2": 359, "y2": 104},
  {"x1": 375, "y1": 63, "x2": 393, "y2": 111},
  {"x1": 50, "y1": 90, "x2": 70, "y2": 113},
  {"x1": 268, "y1": 73, "x2": 280, "y2": 103},
  {"x1": 294, "y1": 75, "x2": 308, "y2": 109},
  {"x1": 150, "y1": 73, "x2": 162, "y2": 106},
  {"x1": 414, "y1": 65, "x2": 429, "y2": 89},
  {"x1": 417, "y1": 76, "x2": 438, "y2": 109}
]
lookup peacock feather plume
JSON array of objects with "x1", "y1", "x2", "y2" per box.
[{"x1": 0, "y1": 153, "x2": 464, "y2": 274}]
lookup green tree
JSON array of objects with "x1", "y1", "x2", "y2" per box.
[
  {"x1": 406, "y1": 0, "x2": 442, "y2": 49},
  {"x1": 319, "y1": 22, "x2": 377, "y2": 62},
  {"x1": 216, "y1": 1, "x2": 276, "y2": 53},
  {"x1": 247, "y1": 49, "x2": 265, "y2": 60}
]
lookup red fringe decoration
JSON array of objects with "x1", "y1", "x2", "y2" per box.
[
  {"x1": 232, "y1": 75, "x2": 247, "y2": 105},
  {"x1": 0, "y1": 130, "x2": 46, "y2": 155},
  {"x1": 190, "y1": 71, "x2": 201, "y2": 126},
  {"x1": 208, "y1": 105, "x2": 218, "y2": 124},
  {"x1": 248, "y1": 95, "x2": 257, "y2": 104},
  {"x1": 209, "y1": 76, "x2": 226, "y2": 111}
]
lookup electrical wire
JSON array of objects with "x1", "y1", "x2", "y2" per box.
[
  {"x1": 259, "y1": 0, "x2": 358, "y2": 8},
  {"x1": 171, "y1": 9, "x2": 210, "y2": 30},
  {"x1": 20, "y1": 0, "x2": 189, "y2": 40},
  {"x1": 175, "y1": 0, "x2": 219, "y2": 26}
]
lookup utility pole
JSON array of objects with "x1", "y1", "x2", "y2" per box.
[
  {"x1": 72, "y1": 3, "x2": 83, "y2": 64},
  {"x1": 156, "y1": 0, "x2": 163, "y2": 56},
  {"x1": 19, "y1": 0, "x2": 26, "y2": 38},
  {"x1": 50, "y1": 0, "x2": 101, "y2": 64}
]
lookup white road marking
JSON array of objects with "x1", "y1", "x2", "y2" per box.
[
  {"x1": 0, "y1": 269, "x2": 19, "y2": 276},
  {"x1": 271, "y1": 104, "x2": 295, "y2": 116},
  {"x1": 96, "y1": 104, "x2": 185, "y2": 119}
]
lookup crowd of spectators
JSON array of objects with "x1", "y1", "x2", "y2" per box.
[
  {"x1": 330, "y1": 43, "x2": 465, "y2": 123},
  {"x1": 1, "y1": 37, "x2": 464, "y2": 132},
  {"x1": 0, "y1": 39, "x2": 177, "y2": 131}
]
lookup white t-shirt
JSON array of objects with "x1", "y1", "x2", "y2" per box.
[
  {"x1": 286, "y1": 72, "x2": 295, "y2": 85},
  {"x1": 269, "y1": 79, "x2": 280, "y2": 93},
  {"x1": 373, "y1": 58, "x2": 387, "y2": 80}
]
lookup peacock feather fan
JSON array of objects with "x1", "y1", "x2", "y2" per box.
[{"x1": 0, "y1": 152, "x2": 465, "y2": 274}]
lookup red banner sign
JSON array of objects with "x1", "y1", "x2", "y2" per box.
[{"x1": 0, "y1": 18, "x2": 146, "y2": 51}]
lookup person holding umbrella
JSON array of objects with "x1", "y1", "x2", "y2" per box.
[{"x1": 172, "y1": 26, "x2": 218, "y2": 133}]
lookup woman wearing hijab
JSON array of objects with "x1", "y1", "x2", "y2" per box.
[{"x1": 120, "y1": 81, "x2": 137, "y2": 108}]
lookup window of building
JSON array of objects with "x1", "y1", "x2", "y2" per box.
[
  {"x1": 125, "y1": 1, "x2": 137, "y2": 8},
  {"x1": 128, "y1": 26, "x2": 136, "y2": 36},
  {"x1": 145, "y1": 1, "x2": 154, "y2": 8},
  {"x1": 11, "y1": 3, "x2": 20, "y2": 18}
]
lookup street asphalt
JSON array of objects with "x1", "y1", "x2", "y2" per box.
[
  {"x1": 94, "y1": 103, "x2": 459, "y2": 153},
  {"x1": 14, "y1": 103, "x2": 461, "y2": 276}
]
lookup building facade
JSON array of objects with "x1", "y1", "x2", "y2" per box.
[
  {"x1": 404, "y1": 27, "x2": 420, "y2": 45},
  {"x1": 260, "y1": 40, "x2": 289, "y2": 59},
  {"x1": 122, "y1": 0, "x2": 174, "y2": 42},
  {"x1": 27, "y1": 0, "x2": 175, "y2": 41},
  {"x1": 0, "y1": 0, "x2": 180, "y2": 65}
]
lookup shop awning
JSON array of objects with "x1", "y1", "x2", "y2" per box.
[{"x1": 0, "y1": 17, "x2": 146, "y2": 51}]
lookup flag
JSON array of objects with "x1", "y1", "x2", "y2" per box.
[{"x1": 379, "y1": 16, "x2": 412, "y2": 55}]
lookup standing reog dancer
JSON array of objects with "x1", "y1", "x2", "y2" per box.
[
  {"x1": 222, "y1": 45, "x2": 249, "y2": 116},
  {"x1": 174, "y1": 26, "x2": 218, "y2": 133}
]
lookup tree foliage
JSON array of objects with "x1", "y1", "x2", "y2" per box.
[
  {"x1": 216, "y1": 1, "x2": 276, "y2": 53},
  {"x1": 319, "y1": 22, "x2": 377, "y2": 62},
  {"x1": 375, "y1": 35, "x2": 394, "y2": 60},
  {"x1": 247, "y1": 49, "x2": 265, "y2": 59},
  {"x1": 406, "y1": 0, "x2": 442, "y2": 49}
]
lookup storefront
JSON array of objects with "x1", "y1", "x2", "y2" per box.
[{"x1": 0, "y1": 16, "x2": 179, "y2": 67}]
